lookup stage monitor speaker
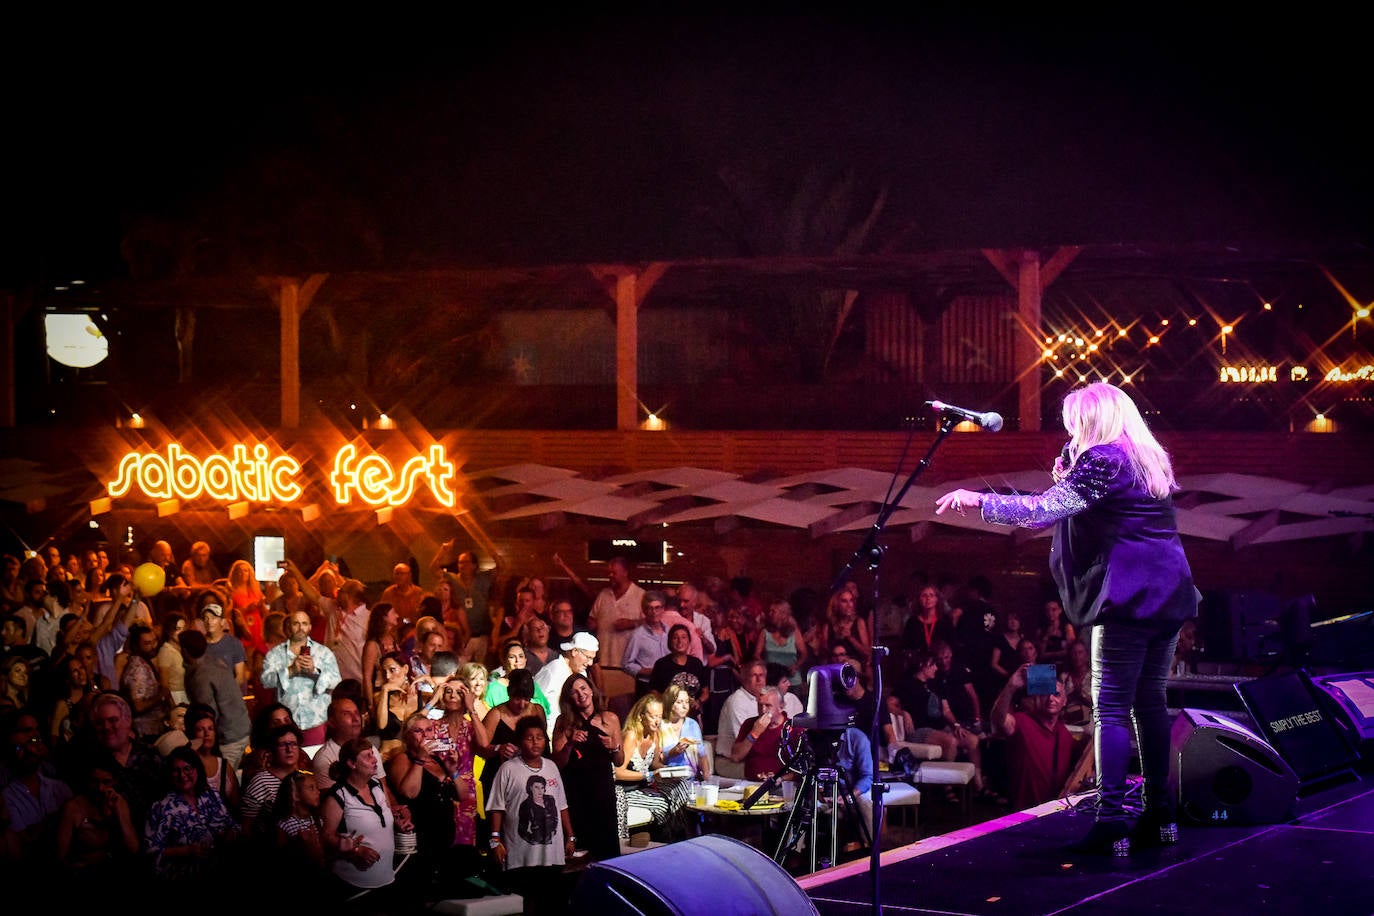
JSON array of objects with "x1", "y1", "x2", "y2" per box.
[
  {"x1": 1169, "y1": 708, "x2": 1299, "y2": 826},
  {"x1": 1236, "y1": 670, "x2": 1361, "y2": 789},
  {"x1": 569, "y1": 834, "x2": 819, "y2": 916}
]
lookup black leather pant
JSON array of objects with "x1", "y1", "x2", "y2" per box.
[{"x1": 1088, "y1": 620, "x2": 1183, "y2": 823}]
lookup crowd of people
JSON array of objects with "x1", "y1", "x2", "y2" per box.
[{"x1": 7, "y1": 385, "x2": 1191, "y2": 908}]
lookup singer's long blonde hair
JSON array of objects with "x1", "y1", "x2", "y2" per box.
[{"x1": 1062, "y1": 383, "x2": 1176, "y2": 499}]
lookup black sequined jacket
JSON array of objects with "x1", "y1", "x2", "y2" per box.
[{"x1": 980, "y1": 443, "x2": 1200, "y2": 630}]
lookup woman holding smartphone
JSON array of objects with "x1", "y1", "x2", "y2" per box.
[{"x1": 937, "y1": 382, "x2": 1199, "y2": 856}]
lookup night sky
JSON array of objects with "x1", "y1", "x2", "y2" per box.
[{"x1": 6, "y1": 11, "x2": 1372, "y2": 288}]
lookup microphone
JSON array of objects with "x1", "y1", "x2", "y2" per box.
[{"x1": 925, "y1": 400, "x2": 1004, "y2": 432}]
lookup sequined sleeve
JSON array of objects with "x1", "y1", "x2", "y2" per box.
[{"x1": 979, "y1": 447, "x2": 1125, "y2": 528}]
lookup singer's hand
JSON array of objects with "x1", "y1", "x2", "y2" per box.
[{"x1": 935, "y1": 489, "x2": 983, "y2": 516}]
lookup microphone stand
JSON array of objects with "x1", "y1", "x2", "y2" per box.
[{"x1": 830, "y1": 414, "x2": 961, "y2": 916}]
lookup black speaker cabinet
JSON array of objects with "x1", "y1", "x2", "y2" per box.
[
  {"x1": 570, "y1": 834, "x2": 819, "y2": 916},
  {"x1": 1168, "y1": 708, "x2": 1299, "y2": 826}
]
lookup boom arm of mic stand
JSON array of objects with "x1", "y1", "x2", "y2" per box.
[{"x1": 831, "y1": 416, "x2": 959, "y2": 595}]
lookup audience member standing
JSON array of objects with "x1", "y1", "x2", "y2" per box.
[
  {"x1": 260, "y1": 609, "x2": 342, "y2": 747},
  {"x1": 117, "y1": 623, "x2": 166, "y2": 740},
  {"x1": 523, "y1": 614, "x2": 557, "y2": 677},
  {"x1": 950, "y1": 575, "x2": 999, "y2": 684},
  {"x1": 379, "y1": 562, "x2": 426, "y2": 626},
  {"x1": 648, "y1": 624, "x2": 709, "y2": 709},
  {"x1": 487, "y1": 716, "x2": 577, "y2": 913},
  {"x1": 321, "y1": 737, "x2": 411, "y2": 907},
  {"x1": 180, "y1": 630, "x2": 252, "y2": 770},
  {"x1": 180, "y1": 541, "x2": 222, "y2": 588},
  {"x1": 534, "y1": 632, "x2": 598, "y2": 732},
  {"x1": 550, "y1": 672, "x2": 621, "y2": 862},
  {"x1": 621, "y1": 590, "x2": 670, "y2": 696},
  {"x1": 901, "y1": 585, "x2": 957, "y2": 669},
  {"x1": 198, "y1": 600, "x2": 248, "y2": 690},
  {"x1": 329, "y1": 579, "x2": 370, "y2": 684},
  {"x1": 587, "y1": 557, "x2": 645, "y2": 676},
  {"x1": 430, "y1": 543, "x2": 502, "y2": 666}
]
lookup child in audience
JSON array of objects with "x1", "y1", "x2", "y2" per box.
[{"x1": 487, "y1": 715, "x2": 577, "y2": 912}]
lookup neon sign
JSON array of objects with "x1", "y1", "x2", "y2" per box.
[
  {"x1": 331, "y1": 443, "x2": 456, "y2": 507},
  {"x1": 108, "y1": 442, "x2": 457, "y2": 509},
  {"x1": 109, "y1": 444, "x2": 303, "y2": 503},
  {"x1": 1219, "y1": 365, "x2": 1278, "y2": 383},
  {"x1": 1217, "y1": 364, "x2": 1374, "y2": 383},
  {"x1": 1325, "y1": 365, "x2": 1374, "y2": 382}
]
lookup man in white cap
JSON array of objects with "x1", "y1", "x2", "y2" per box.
[{"x1": 534, "y1": 631, "x2": 598, "y2": 731}]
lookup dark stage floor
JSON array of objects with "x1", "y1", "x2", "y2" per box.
[{"x1": 799, "y1": 776, "x2": 1374, "y2": 916}]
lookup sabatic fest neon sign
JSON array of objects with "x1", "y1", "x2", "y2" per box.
[{"x1": 107, "y1": 442, "x2": 457, "y2": 508}]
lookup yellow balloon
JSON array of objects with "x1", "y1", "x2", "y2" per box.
[{"x1": 134, "y1": 562, "x2": 165, "y2": 597}]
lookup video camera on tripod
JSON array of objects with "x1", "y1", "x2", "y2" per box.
[
  {"x1": 746, "y1": 663, "x2": 872, "y2": 870},
  {"x1": 794, "y1": 661, "x2": 859, "y2": 732}
]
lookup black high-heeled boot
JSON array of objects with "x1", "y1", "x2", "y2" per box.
[
  {"x1": 1070, "y1": 820, "x2": 1131, "y2": 857},
  {"x1": 1131, "y1": 810, "x2": 1179, "y2": 848}
]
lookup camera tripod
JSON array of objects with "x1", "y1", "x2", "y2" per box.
[{"x1": 754, "y1": 729, "x2": 871, "y2": 872}]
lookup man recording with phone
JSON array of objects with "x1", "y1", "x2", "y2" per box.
[{"x1": 990, "y1": 662, "x2": 1078, "y2": 810}]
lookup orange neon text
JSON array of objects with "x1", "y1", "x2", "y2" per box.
[
  {"x1": 108, "y1": 444, "x2": 304, "y2": 503},
  {"x1": 330, "y1": 443, "x2": 456, "y2": 508}
]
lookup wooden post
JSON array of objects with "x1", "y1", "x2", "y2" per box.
[
  {"x1": 270, "y1": 274, "x2": 327, "y2": 429},
  {"x1": 616, "y1": 272, "x2": 639, "y2": 432},
  {"x1": 1017, "y1": 250, "x2": 1043, "y2": 432}
]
